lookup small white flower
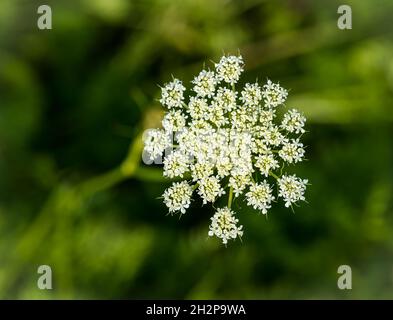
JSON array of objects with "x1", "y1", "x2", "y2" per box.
[
  {"x1": 189, "y1": 119, "x2": 214, "y2": 134},
  {"x1": 163, "y1": 181, "x2": 193, "y2": 214},
  {"x1": 160, "y1": 78, "x2": 186, "y2": 109},
  {"x1": 190, "y1": 161, "x2": 214, "y2": 181},
  {"x1": 215, "y1": 55, "x2": 244, "y2": 85},
  {"x1": 246, "y1": 181, "x2": 275, "y2": 214},
  {"x1": 216, "y1": 155, "x2": 232, "y2": 178},
  {"x1": 187, "y1": 97, "x2": 209, "y2": 120},
  {"x1": 208, "y1": 207, "x2": 243, "y2": 244},
  {"x1": 229, "y1": 174, "x2": 251, "y2": 197},
  {"x1": 198, "y1": 176, "x2": 225, "y2": 204},
  {"x1": 163, "y1": 150, "x2": 190, "y2": 178},
  {"x1": 259, "y1": 109, "x2": 276, "y2": 126},
  {"x1": 264, "y1": 126, "x2": 285, "y2": 146},
  {"x1": 232, "y1": 106, "x2": 260, "y2": 130},
  {"x1": 214, "y1": 87, "x2": 237, "y2": 112},
  {"x1": 192, "y1": 69, "x2": 217, "y2": 98},
  {"x1": 230, "y1": 154, "x2": 253, "y2": 177},
  {"x1": 250, "y1": 136, "x2": 269, "y2": 155},
  {"x1": 230, "y1": 107, "x2": 249, "y2": 130},
  {"x1": 175, "y1": 128, "x2": 197, "y2": 155},
  {"x1": 143, "y1": 129, "x2": 171, "y2": 160},
  {"x1": 206, "y1": 102, "x2": 228, "y2": 128},
  {"x1": 262, "y1": 79, "x2": 288, "y2": 108},
  {"x1": 279, "y1": 139, "x2": 305, "y2": 164},
  {"x1": 281, "y1": 109, "x2": 306, "y2": 134},
  {"x1": 162, "y1": 109, "x2": 187, "y2": 132},
  {"x1": 255, "y1": 154, "x2": 280, "y2": 177},
  {"x1": 240, "y1": 82, "x2": 262, "y2": 107},
  {"x1": 278, "y1": 174, "x2": 308, "y2": 207}
]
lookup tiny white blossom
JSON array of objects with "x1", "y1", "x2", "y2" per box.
[
  {"x1": 216, "y1": 155, "x2": 232, "y2": 178},
  {"x1": 198, "y1": 176, "x2": 225, "y2": 204},
  {"x1": 264, "y1": 126, "x2": 285, "y2": 146},
  {"x1": 190, "y1": 161, "x2": 214, "y2": 181},
  {"x1": 262, "y1": 79, "x2": 288, "y2": 108},
  {"x1": 160, "y1": 78, "x2": 186, "y2": 109},
  {"x1": 229, "y1": 174, "x2": 251, "y2": 197},
  {"x1": 143, "y1": 129, "x2": 171, "y2": 160},
  {"x1": 279, "y1": 139, "x2": 305, "y2": 164},
  {"x1": 163, "y1": 150, "x2": 190, "y2": 178},
  {"x1": 192, "y1": 69, "x2": 217, "y2": 98},
  {"x1": 187, "y1": 97, "x2": 209, "y2": 120},
  {"x1": 175, "y1": 128, "x2": 197, "y2": 155},
  {"x1": 246, "y1": 181, "x2": 275, "y2": 214},
  {"x1": 206, "y1": 102, "x2": 228, "y2": 128},
  {"x1": 278, "y1": 175, "x2": 308, "y2": 207},
  {"x1": 231, "y1": 107, "x2": 250, "y2": 130},
  {"x1": 214, "y1": 87, "x2": 237, "y2": 112},
  {"x1": 163, "y1": 181, "x2": 193, "y2": 214},
  {"x1": 255, "y1": 154, "x2": 280, "y2": 177},
  {"x1": 259, "y1": 109, "x2": 276, "y2": 126},
  {"x1": 281, "y1": 109, "x2": 306, "y2": 134},
  {"x1": 215, "y1": 55, "x2": 244, "y2": 85},
  {"x1": 232, "y1": 106, "x2": 260, "y2": 130},
  {"x1": 208, "y1": 207, "x2": 243, "y2": 244},
  {"x1": 162, "y1": 109, "x2": 187, "y2": 132},
  {"x1": 251, "y1": 135, "x2": 270, "y2": 154},
  {"x1": 240, "y1": 82, "x2": 262, "y2": 107},
  {"x1": 189, "y1": 119, "x2": 214, "y2": 134}
]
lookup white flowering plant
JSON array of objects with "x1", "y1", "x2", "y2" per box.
[{"x1": 143, "y1": 54, "x2": 309, "y2": 245}]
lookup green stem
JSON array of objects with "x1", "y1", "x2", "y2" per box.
[
  {"x1": 133, "y1": 167, "x2": 167, "y2": 182},
  {"x1": 269, "y1": 171, "x2": 280, "y2": 180},
  {"x1": 228, "y1": 186, "x2": 234, "y2": 208},
  {"x1": 79, "y1": 167, "x2": 125, "y2": 196}
]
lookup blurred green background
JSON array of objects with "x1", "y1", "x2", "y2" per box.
[{"x1": 1, "y1": 0, "x2": 393, "y2": 299}]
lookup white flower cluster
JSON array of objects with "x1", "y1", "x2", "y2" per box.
[
  {"x1": 163, "y1": 181, "x2": 193, "y2": 214},
  {"x1": 144, "y1": 54, "x2": 309, "y2": 245},
  {"x1": 208, "y1": 207, "x2": 243, "y2": 245}
]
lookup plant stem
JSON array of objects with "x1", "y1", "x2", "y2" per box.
[
  {"x1": 228, "y1": 186, "x2": 234, "y2": 208},
  {"x1": 269, "y1": 171, "x2": 280, "y2": 180},
  {"x1": 79, "y1": 167, "x2": 124, "y2": 196}
]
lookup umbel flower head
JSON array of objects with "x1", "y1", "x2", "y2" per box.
[{"x1": 144, "y1": 53, "x2": 309, "y2": 245}]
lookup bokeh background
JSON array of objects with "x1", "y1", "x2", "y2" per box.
[{"x1": 1, "y1": 0, "x2": 393, "y2": 299}]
